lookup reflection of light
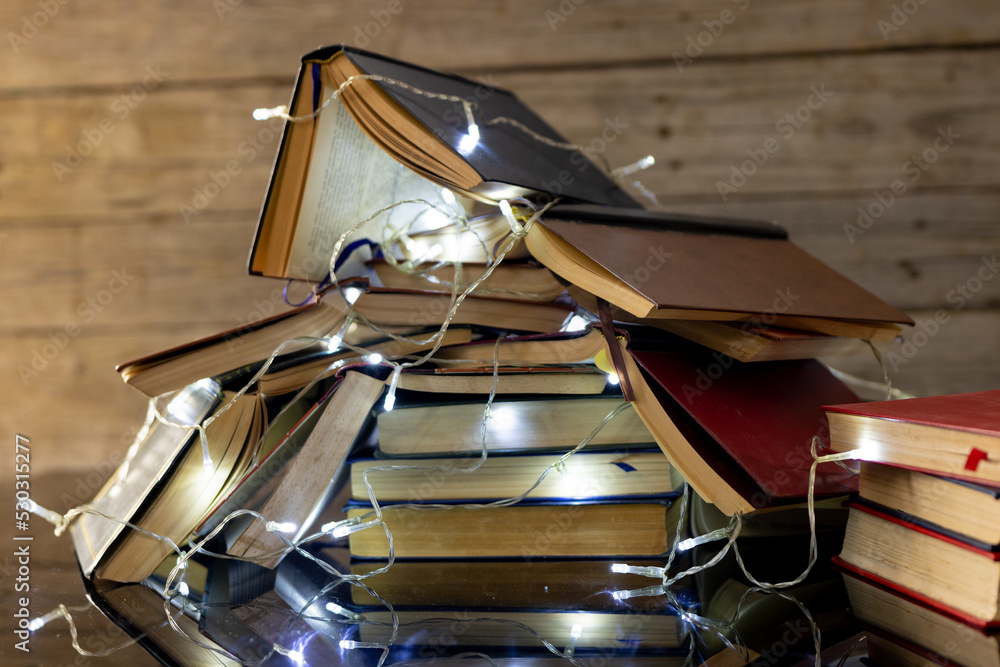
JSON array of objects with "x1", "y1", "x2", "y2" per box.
[
  {"x1": 288, "y1": 649, "x2": 304, "y2": 665},
  {"x1": 343, "y1": 287, "x2": 363, "y2": 304},
  {"x1": 562, "y1": 315, "x2": 589, "y2": 332},
  {"x1": 367, "y1": 353, "x2": 383, "y2": 365},
  {"x1": 491, "y1": 405, "x2": 516, "y2": 430}
]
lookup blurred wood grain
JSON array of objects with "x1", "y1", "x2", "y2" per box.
[{"x1": 1, "y1": 3, "x2": 998, "y2": 481}]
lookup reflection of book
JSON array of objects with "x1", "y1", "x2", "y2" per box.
[
  {"x1": 527, "y1": 204, "x2": 910, "y2": 335},
  {"x1": 87, "y1": 575, "x2": 241, "y2": 667},
  {"x1": 350, "y1": 449, "x2": 679, "y2": 503},
  {"x1": 837, "y1": 502, "x2": 1000, "y2": 626},
  {"x1": 610, "y1": 337, "x2": 859, "y2": 515},
  {"x1": 376, "y1": 392, "x2": 652, "y2": 456},
  {"x1": 347, "y1": 500, "x2": 682, "y2": 559},
  {"x1": 826, "y1": 390, "x2": 1000, "y2": 485},
  {"x1": 858, "y1": 461, "x2": 1000, "y2": 546},
  {"x1": 250, "y1": 45, "x2": 638, "y2": 281},
  {"x1": 840, "y1": 565, "x2": 1000, "y2": 667},
  {"x1": 227, "y1": 371, "x2": 385, "y2": 568}
]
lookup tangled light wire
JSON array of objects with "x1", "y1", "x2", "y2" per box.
[{"x1": 24, "y1": 67, "x2": 895, "y2": 664}]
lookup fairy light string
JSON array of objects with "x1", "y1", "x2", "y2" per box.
[{"x1": 25, "y1": 71, "x2": 897, "y2": 663}]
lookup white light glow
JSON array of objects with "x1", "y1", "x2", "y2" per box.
[
  {"x1": 562, "y1": 315, "x2": 589, "y2": 332},
  {"x1": 611, "y1": 563, "x2": 629, "y2": 574},
  {"x1": 326, "y1": 335, "x2": 342, "y2": 353},
  {"x1": 441, "y1": 188, "x2": 456, "y2": 204},
  {"x1": 458, "y1": 129, "x2": 479, "y2": 155},
  {"x1": 179, "y1": 581, "x2": 190, "y2": 597},
  {"x1": 677, "y1": 537, "x2": 699, "y2": 552},
  {"x1": 383, "y1": 393, "x2": 396, "y2": 412},
  {"x1": 343, "y1": 287, "x2": 363, "y2": 304},
  {"x1": 28, "y1": 618, "x2": 45, "y2": 632},
  {"x1": 606, "y1": 373, "x2": 620, "y2": 386},
  {"x1": 267, "y1": 521, "x2": 297, "y2": 533},
  {"x1": 367, "y1": 353, "x2": 384, "y2": 365},
  {"x1": 570, "y1": 624, "x2": 583, "y2": 639},
  {"x1": 288, "y1": 649, "x2": 304, "y2": 664}
]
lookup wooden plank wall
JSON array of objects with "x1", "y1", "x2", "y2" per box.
[{"x1": 2, "y1": 0, "x2": 999, "y2": 482}]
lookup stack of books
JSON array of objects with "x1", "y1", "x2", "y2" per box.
[
  {"x1": 826, "y1": 390, "x2": 1000, "y2": 666},
  {"x1": 69, "y1": 44, "x2": 917, "y2": 662}
]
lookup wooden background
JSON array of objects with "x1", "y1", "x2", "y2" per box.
[{"x1": 1, "y1": 1, "x2": 998, "y2": 663}]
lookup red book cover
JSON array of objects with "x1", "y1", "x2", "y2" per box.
[
  {"x1": 835, "y1": 554, "x2": 1000, "y2": 630},
  {"x1": 825, "y1": 389, "x2": 1000, "y2": 438},
  {"x1": 629, "y1": 347, "x2": 860, "y2": 503}
]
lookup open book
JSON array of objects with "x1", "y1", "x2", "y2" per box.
[{"x1": 248, "y1": 45, "x2": 640, "y2": 281}]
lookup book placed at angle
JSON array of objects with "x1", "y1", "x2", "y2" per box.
[
  {"x1": 350, "y1": 449, "x2": 679, "y2": 503},
  {"x1": 347, "y1": 499, "x2": 682, "y2": 559},
  {"x1": 825, "y1": 390, "x2": 1000, "y2": 485},
  {"x1": 227, "y1": 370, "x2": 384, "y2": 568},
  {"x1": 429, "y1": 327, "x2": 608, "y2": 368},
  {"x1": 393, "y1": 366, "x2": 609, "y2": 395},
  {"x1": 858, "y1": 460, "x2": 1000, "y2": 546},
  {"x1": 608, "y1": 336, "x2": 860, "y2": 516},
  {"x1": 638, "y1": 319, "x2": 862, "y2": 363},
  {"x1": 78, "y1": 389, "x2": 266, "y2": 583},
  {"x1": 839, "y1": 563, "x2": 1000, "y2": 667},
  {"x1": 368, "y1": 257, "x2": 565, "y2": 301},
  {"x1": 526, "y1": 203, "x2": 911, "y2": 336},
  {"x1": 71, "y1": 379, "x2": 219, "y2": 580},
  {"x1": 375, "y1": 392, "x2": 652, "y2": 457},
  {"x1": 116, "y1": 295, "x2": 350, "y2": 397},
  {"x1": 392, "y1": 208, "x2": 534, "y2": 264},
  {"x1": 837, "y1": 501, "x2": 1000, "y2": 626},
  {"x1": 117, "y1": 284, "x2": 569, "y2": 397},
  {"x1": 249, "y1": 45, "x2": 638, "y2": 281},
  {"x1": 256, "y1": 324, "x2": 472, "y2": 395}
]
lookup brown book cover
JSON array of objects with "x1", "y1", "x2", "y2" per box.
[{"x1": 528, "y1": 204, "x2": 912, "y2": 326}]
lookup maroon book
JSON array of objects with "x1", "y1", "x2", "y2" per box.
[{"x1": 622, "y1": 341, "x2": 859, "y2": 514}]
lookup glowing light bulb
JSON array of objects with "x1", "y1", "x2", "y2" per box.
[
  {"x1": 441, "y1": 188, "x2": 456, "y2": 204},
  {"x1": 562, "y1": 315, "x2": 590, "y2": 332},
  {"x1": 253, "y1": 106, "x2": 287, "y2": 120},
  {"x1": 383, "y1": 393, "x2": 396, "y2": 412},
  {"x1": 179, "y1": 581, "x2": 190, "y2": 597},
  {"x1": 570, "y1": 624, "x2": 583, "y2": 639},
  {"x1": 367, "y1": 353, "x2": 383, "y2": 365},
  {"x1": 606, "y1": 373, "x2": 620, "y2": 386},
  {"x1": 343, "y1": 287, "x2": 363, "y2": 304},
  {"x1": 326, "y1": 335, "x2": 342, "y2": 353},
  {"x1": 266, "y1": 521, "x2": 297, "y2": 533}
]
